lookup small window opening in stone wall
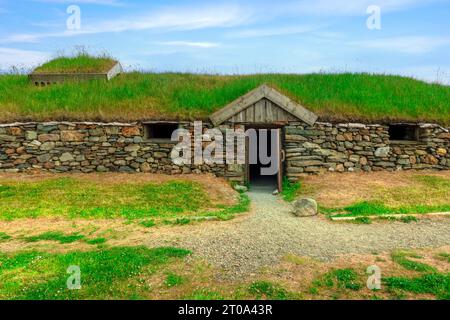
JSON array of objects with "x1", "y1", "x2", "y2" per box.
[
  {"x1": 388, "y1": 124, "x2": 419, "y2": 142},
  {"x1": 144, "y1": 123, "x2": 179, "y2": 141}
]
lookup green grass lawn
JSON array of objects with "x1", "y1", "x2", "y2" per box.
[
  {"x1": 33, "y1": 54, "x2": 117, "y2": 74},
  {"x1": 0, "y1": 176, "x2": 246, "y2": 220},
  {"x1": 1, "y1": 72, "x2": 449, "y2": 123},
  {"x1": 0, "y1": 246, "x2": 190, "y2": 300}
]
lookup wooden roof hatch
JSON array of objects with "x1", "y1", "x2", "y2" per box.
[{"x1": 209, "y1": 84, "x2": 318, "y2": 126}]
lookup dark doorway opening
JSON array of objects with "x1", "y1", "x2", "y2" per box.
[{"x1": 247, "y1": 128, "x2": 280, "y2": 192}]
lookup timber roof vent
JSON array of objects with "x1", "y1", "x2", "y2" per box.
[{"x1": 209, "y1": 84, "x2": 318, "y2": 126}]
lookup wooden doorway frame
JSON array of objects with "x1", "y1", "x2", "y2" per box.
[{"x1": 244, "y1": 125, "x2": 285, "y2": 192}]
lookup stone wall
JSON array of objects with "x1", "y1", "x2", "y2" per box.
[
  {"x1": 1, "y1": 121, "x2": 449, "y2": 183},
  {"x1": 0, "y1": 122, "x2": 245, "y2": 182},
  {"x1": 285, "y1": 122, "x2": 450, "y2": 181}
]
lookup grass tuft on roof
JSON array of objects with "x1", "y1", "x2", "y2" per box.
[
  {"x1": 0, "y1": 72, "x2": 449, "y2": 124},
  {"x1": 32, "y1": 52, "x2": 117, "y2": 74}
]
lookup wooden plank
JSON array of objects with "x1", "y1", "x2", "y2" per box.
[
  {"x1": 255, "y1": 100, "x2": 265, "y2": 123},
  {"x1": 247, "y1": 104, "x2": 255, "y2": 122},
  {"x1": 277, "y1": 128, "x2": 283, "y2": 192},
  {"x1": 277, "y1": 107, "x2": 285, "y2": 121},
  {"x1": 265, "y1": 87, "x2": 318, "y2": 126},
  {"x1": 210, "y1": 86, "x2": 265, "y2": 125},
  {"x1": 209, "y1": 83, "x2": 318, "y2": 126},
  {"x1": 265, "y1": 99, "x2": 274, "y2": 123},
  {"x1": 331, "y1": 212, "x2": 450, "y2": 221},
  {"x1": 234, "y1": 111, "x2": 244, "y2": 123},
  {"x1": 245, "y1": 135, "x2": 250, "y2": 183}
]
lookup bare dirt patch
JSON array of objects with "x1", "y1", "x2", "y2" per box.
[
  {"x1": 137, "y1": 245, "x2": 450, "y2": 300},
  {"x1": 0, "y1": 218, "x2": 148, "y2": 253},
  {"x1": 229, "y1": 245, "x2": 450, "y2": 300},
  {"x1": 0, "y1": 208, "x2": 254, "y2": 254}
]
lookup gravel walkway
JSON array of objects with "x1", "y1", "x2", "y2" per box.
[{"x1": 146, "y1": 188, "x2": 450, "y2": 279}]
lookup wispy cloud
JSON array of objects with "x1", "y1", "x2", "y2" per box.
[
  {"x1": 159, "y1": 41, "x2": 220, "y2": 48},
  {"x1": 226, "y1": 25, "x2": 315, "y2": 38},
  {"x1": 354, "y1": 36, "x2": 450, "y2": 54},
  {"x1": 2, "y1": 31, "x2": 87, "y2": 44},
  {"x1": 272, "y1": 0, "x2": 443, "y2": 16},
  {"x1": 1, "y1": 3, "x2": 252, "y2": 43},
  {"x1": 33, "y1": 0, "x2": 123, "y2": 6},
  {"x1": 91, "y1": 4, "x2": 251, "y2": 32},
  {"x1": 0, "y1": 47, "x2": 50, "y2": 69}
]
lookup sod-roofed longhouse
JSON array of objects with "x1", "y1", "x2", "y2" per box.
[{"x1": 0, "y1": 70, "x2": 450, "y2": 192}]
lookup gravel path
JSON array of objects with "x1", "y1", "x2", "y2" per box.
[{"x1": 146, "y1": 188, "x2": 450, "y2": 279}]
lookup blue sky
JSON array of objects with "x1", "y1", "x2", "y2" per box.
[{"x1": 0, "y1": 0, "x2": 449, "y2": 83}]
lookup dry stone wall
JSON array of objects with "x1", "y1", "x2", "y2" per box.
[
  {"x1": 285, "y1": 122, "x2": 450, "y2": 181},
  {"x1": 0, "y1": 122, "x2": 245, "y2": 182},
  {"x1": 0, "y1": 121, "x2": 449, "y2": 183}
]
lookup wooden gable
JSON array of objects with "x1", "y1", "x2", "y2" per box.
[
  {"x1": 209, "y1": 84, "x2": 318, "y2": 126},
  {"x1": 228, "y1": 98, "x2": 299, "y2": 123}
]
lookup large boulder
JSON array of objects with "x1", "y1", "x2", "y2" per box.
[{"x1": 291, "y1": 198, "x2": 318, "y2": 217}]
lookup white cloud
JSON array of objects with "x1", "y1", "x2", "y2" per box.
[
  {"x1": 226, "y1": 25, "x2": 314, "y2": 38},
  {"x1": 90, "y1": 3, "x2": 252, "y2": 33},
  {"x1": 0, "y1": 47, "x2": 50, "y2": 70},
  {"x1": 159, "y1": 41, "x2": 220, "y2": 48},
  {"x1": 272, "y1": 0, "x2": 442, "y2": 16},
  {"x1": 354, "y1": 36, "x2": 450, "y2": 54},
  {"x1": 1, "y1": 30, "x2": 87, "y2": 43},
  {"x1": 1, "y1": 3, "x2": 252, "y2": 43},
  {"x1": 33, "y1": 0, "x2": 123, "y2": 6}
]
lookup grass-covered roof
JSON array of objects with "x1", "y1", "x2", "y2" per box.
[
  {"x1": 32, "y1": 53, "x2": 117, "y2": 74},
  {"x1": 0, "y1": 71, "x2": 449, "y2": 124}
]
